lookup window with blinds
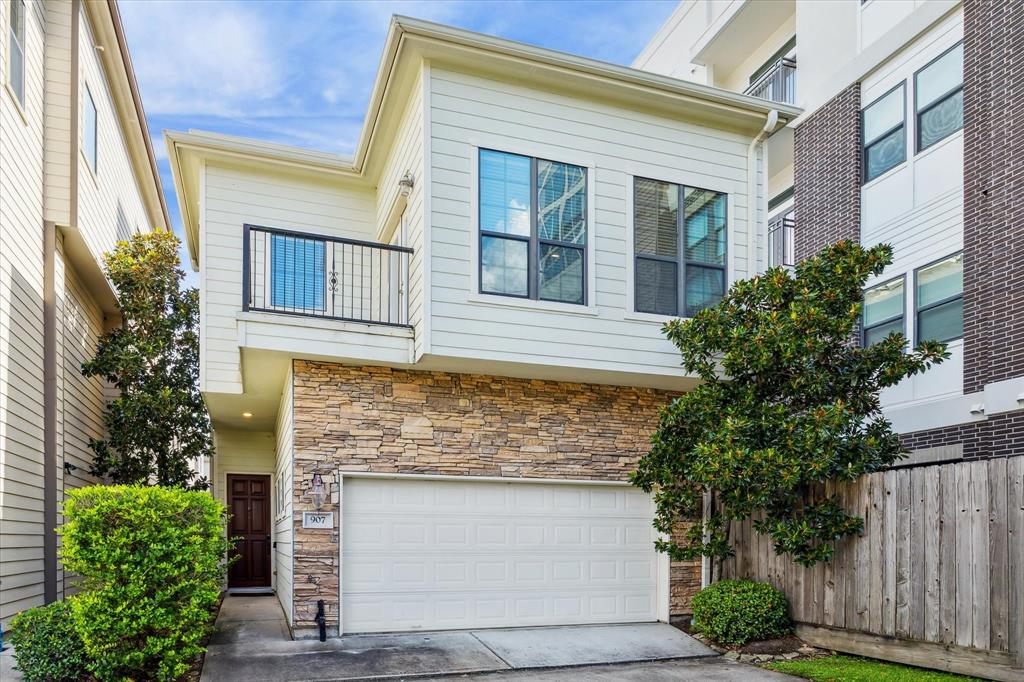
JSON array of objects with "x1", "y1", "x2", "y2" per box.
[{"x1": 634, "y1": 177, "x2": 727, "y2": 317}]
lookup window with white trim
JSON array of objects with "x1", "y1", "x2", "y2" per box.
[
  {"x1": 862, "y1": 83, "x2": 906, "y2": 182},
  {"x1": 916, "y1": 253, "x2": 963, "y2": 343},
  {"x1": 914, "y1": 41, "x2": 963, "y2": 152},
  {"x1": 8, "y1": 0, "x2": 26, "y2": 106},
  {"x1": 862, "y1": 276, "x2": 905, "y2": 346},
  {"x1": 84, "y1": 83, "x2": 98, "y2": 173},
  {"x1": 478, "y1": 149, "x2": 587, "y2": 305},
  {"x1": 633, "y1": 177, "x2": 727, "y2": 317}
]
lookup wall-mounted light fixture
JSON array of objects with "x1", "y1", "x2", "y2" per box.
[{"x1": 311, "y1": 473, "x2": 327, "y2": 510}]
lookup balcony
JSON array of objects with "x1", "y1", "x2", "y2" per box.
[
  {"x1": 242, "y1": 224, "x2": 412, "y2": 327},
  {"x1": 745, "y1": 57, "x2": 797, "y2": 105},
  {"x1": 768, "y1": 211, "x2": 795, "y2": 268}
]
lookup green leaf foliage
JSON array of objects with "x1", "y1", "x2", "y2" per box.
[
  {"x1": 9, "y1": 599, "x2": 88, "y2": 682},
  {"x1": 690, "y1": 579, "x2": 792, "y2": 646},
  {"x1": 632, "y1": 241, "x2": 948, "y2": 566},
  {"x1": 60, "y1": 485, "x2": 232, "y2": 681},
  {"x1": 81, "y1": 231, "x2": 212, "y2": 489}
]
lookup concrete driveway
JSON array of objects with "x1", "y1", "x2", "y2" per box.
[{"x1": 200, "y1": 595, "x2": 792, "y2": 681}]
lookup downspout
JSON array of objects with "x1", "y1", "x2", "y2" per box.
[
  {"x1": 745, "y1": 109, "x2": 780, "y2": 278},
  {"x1": 701, "y1": 109, "x2": 780, "y2": 590}
]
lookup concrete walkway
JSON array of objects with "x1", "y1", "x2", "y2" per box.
[{"x1": 200, "y1": 595, "x2": 791, "y2": 681}]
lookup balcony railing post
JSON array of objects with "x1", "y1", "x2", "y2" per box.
[{"x1": 241, "y1": 224, "x2": 251, "y2": 312}]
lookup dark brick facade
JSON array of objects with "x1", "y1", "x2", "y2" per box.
[
  {"x1": 793, "y1": 84, "x2": 862, "y2": 260},
  {"x1": 962, "y1": 0, "x2": 1024, "y2": 394},
  {"x1": 900, "y1": 411, "x2": 1024, "y2": 461}
]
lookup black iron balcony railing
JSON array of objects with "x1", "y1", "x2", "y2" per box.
[
  {"x1": 745, "y1": 57, "x2": 797, "y2": 105},
  {"x1": 768, "y1": 212, "x2": 796, "y2": 268},
  {"x1": 242, "y1": 224, "x2": 412, "y2": 327}
]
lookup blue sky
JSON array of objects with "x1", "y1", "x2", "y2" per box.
[{"x1": 118, "y1": 0, "x2": 677, "y2": 283}]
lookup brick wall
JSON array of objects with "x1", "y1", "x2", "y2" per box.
[
  {"x1": 899, "y1": 411, "x2": 1024, "y2": 462},
  {"x1": 289, "y1": 361, "x2": 700, "y2": 633},
  {"x1": 962, "y1": 0, "x2": 1024, "y2": 394},
  {"x1": 793, "y1": 84, "x2": 862, "y2": 261}
]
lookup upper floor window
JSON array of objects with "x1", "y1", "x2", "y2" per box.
[
  {"x1": 269, "y1": 232, "x2": 325, "y2": 312},
  {"x1": 634, "y1": 177, "x2": 727, "y2": 318},
  {"x1": 915, "y1": 42, "x2": 963, "y2": 152},
  {"x1": 479, "y1": 149, "x2": 587, "y2": 305},
  {"x1": 916, "y1": 253, "x2": 962, "y2": 343},
  {"x1": 862, "y1": 276, "x2": 905, "y2": 346},
  {"x1": 862, "y1": 83, "x2": 906, "y2": 182},
  {"x1": 83, "y1": 84, "x2": 97, "y2": 173},
  {"x1": 7, "y1": 0, "x2": 26, "y2": 106}
]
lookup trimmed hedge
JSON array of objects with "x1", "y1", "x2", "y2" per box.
[
  {"x1": 691, "y1": 579, "x2": 792, "y2": 646},
  {"x1": 9, "y1": 600, "x2": 88, "y2": 682},
  {"x1": 60, "y1": 485, "x2": 231, "y2": 681}
]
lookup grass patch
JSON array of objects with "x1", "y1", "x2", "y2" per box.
[{"x1": 763, "y1": 655, "x2": 985, "y2": 682}]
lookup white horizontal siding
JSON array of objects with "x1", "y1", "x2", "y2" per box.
[
  {"x1": 274, "y1": 368, "x2": 294, "y2": 626},
  {"x1": 1, "y1": 0, "x2": 47, "y2": 628},
  {"x1": 426, "y1": 66, "x2": 756, "y2": 378},
  {"x1": 200, "y1": 164, "x2": 377, "y2": 395},
  {"x1": 76, "y1": 6, "x2": 151, "y2": 257}
]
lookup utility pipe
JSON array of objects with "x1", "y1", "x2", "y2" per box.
[{"x1": 746, "y1": 109, "x2": 780, "y2": 279}]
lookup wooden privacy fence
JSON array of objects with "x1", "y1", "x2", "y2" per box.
[{"x1": 722, "y1": 456, "x2": 1024, "y2": 681}]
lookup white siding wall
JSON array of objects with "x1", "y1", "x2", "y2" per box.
[
  {"x1": 0, "y1": 0, "x2": 47, "y2": 627},
  {"x1": 274, "y1": 366, "x2": 294, "y2": 626},
  {"x1": 42, "y1": 0, "x2": 71, "y2": 226},
  {"x1": 860, "y1": 13, "x2": 964, "y2": 409},
  {"x1": 76, "y1": 6, "x2": 150, "y2": 257},
  {"x1": 425, "y1": 66, "x2": 758, "y2": 377},
  {"x1": 200, "y1": 164, "x2": 376, "y2": 395},
  {"x1": 374, "y1": 68, "x2": 426, "y2": 358}
]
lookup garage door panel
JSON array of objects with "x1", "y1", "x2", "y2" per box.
[
  {"x1": 341, "y1": 478, "x2": 661, "y2": 633},
  {"x1": 344, "y1": 554, "x2": 657, "y2": 592}
]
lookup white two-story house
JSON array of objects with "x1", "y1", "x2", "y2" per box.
[
  {"x1": 167, "y1": 16, "x2": 799, "y2": 639},
  {"x1": 1, "y1": 0, "x2": 167, "y2": 626}
]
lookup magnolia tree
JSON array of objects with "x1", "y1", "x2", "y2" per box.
[
  {"x1": 631, "y1": 241, "x2": 948, "y2": 570},
  {"x1": 82, "y1": 231, "x2": 212, "y2": 489}
]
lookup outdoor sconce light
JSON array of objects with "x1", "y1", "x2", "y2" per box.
[{"x1": 311, "y1": 473, "x2": 327, "y2": 510}]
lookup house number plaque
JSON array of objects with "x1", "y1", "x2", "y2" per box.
[{"x1": 302, "y1": 511, "x2": 334, "y2": 529}]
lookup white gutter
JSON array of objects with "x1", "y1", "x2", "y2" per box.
[{"x1": 746, "y1": 110, "x2": 780, "y2": 277}]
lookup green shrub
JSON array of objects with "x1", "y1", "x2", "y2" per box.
[
  {"x1": 691, "y1": 579, "x2": 792, "y2": 646},
  {"x1": 8, "y1": 600, "x2": 88, "y2": 682},
  {"x1": 60, "y1": 485, "x2": 230, "y2": 681}
]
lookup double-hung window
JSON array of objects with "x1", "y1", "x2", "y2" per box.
[
  {"x1": 916, "y1": 253, "x2": 963, "y2": 343},
  {"x1": 915, "y1": 42, "x2": 963, "y2": 152},
  {"x1": 633, "y1": 177, "x2": 727, "y2": 317},
  {"x1": 8, "y1": 0, "x2": 26, "y2": 106},
  {"x1": 269, "y1": 232, "x2": 326, "y2": 312},
  {"x1": 862, "y1": 83, "x2": 906, "y2": 182},
  {"x1": 83, "y1": 84, "x2": 98, "y2": 173},
  {"x1": 862, "y1": 276, "x2": 905, "y2": 346},
  {"x1": 479, "y1": 149, "x2": 587, "y2": 305}
]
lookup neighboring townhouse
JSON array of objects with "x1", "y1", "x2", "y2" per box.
[
  {"x1": 637, "y1": 0, "x2": 1022, "y2": 467},
  {"x1": 636, "y1": 0, "x2": 1024, "y2": 673},
  {"x1": 166, "y1": 16, "x2": 801, "y2": 638},
  {"x1": 0, "y1": 0, "x2": 168, "y2": 627}
]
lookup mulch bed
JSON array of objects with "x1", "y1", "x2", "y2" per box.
[{"x1": 672, "y1": 617, "x2": 830, "y2": 664}]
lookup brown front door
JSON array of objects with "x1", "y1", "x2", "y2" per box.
[{"x1": 227, "y1": 474, "x2": 272, "y2": 588}]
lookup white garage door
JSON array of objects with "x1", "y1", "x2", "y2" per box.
[{"x1": 341, "y1": 476, "x2": 663, "y2": 634}]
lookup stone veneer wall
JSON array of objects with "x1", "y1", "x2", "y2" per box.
[
  {"x1": 289, "y1": 360, "x2": 700, "y2": 633},
  {"x1": 792, "y1": 84, "x2": 862, "y2": 261}
]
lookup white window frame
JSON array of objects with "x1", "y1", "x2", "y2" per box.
[
  {"x1": 82, "y1": 82, "x2": 98, "y2": 174},
  {"x1": 467, "y1": 138, "x2": 599, "y2": 317},
  {"x1": 6, "y1": 0, "x2": 27, "y2": 109}
]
